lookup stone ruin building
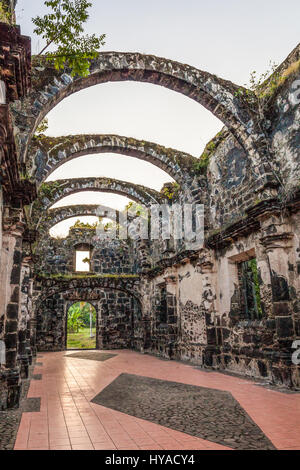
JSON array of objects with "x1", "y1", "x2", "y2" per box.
[{"x1": 0, "y1": 0, "x2": 300, "y2": 412}]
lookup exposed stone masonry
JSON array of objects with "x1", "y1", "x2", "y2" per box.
[{"x1": 0, "y1": 11, "x2": 299, "y2": 414}]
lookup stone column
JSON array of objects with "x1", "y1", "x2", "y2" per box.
[
  {"x1": 3, "y1": 216, "x2": 25, "y2": 408},
  {"x1": 163, "y1": 271, "x2": 178, "y2": 359},
  {"x1": 18, "y1": 256, "x2": 33, "y2": 377},
  {"x1": 259, "y1": 215, "x2": 294, "y2": 317},
  {"x1": 259, "y1": 214, "x2": 295, "y2": 385},
  {"x1": 140, "y1": 278, "x2": 152, "y2": 352},
  {"x1": 26, "y1": 265, "x2": 35, "y2": 361},
  {"x1": 30, "y1": 317, "x2": 37, "y2": 358},
  {"x1": 197, "y1": 250, "x2": 219, "y2": 367}
]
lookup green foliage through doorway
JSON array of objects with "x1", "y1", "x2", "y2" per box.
[{"x1": 67, "y1": 301, "x2": 96, "y2": 349}]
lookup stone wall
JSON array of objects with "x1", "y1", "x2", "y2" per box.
[
  {"x1": 36, "y1": 288, "x2": 142, "y2": 352},
  {"x1": 139, "y1": 201, "x2": 300, "y2": 388},
  {"x1": 206, "y1": 134, "x2": 257, "y2": 228},
  {"x1": 1, "y1": 24, "x2": 299, "y2": 415},
  {"x1": 17, "y1": 48, "x2": 300, "y2": 391},
  {"x1": 271, "y1": 68, "x2": 300, "y2": 194},
  {"x1": 36, "y1": 227, "x2": 140, "y2": 275}
]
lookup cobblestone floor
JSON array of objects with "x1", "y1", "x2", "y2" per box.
[
  {"x1": 91, "y1": 373, "x2": 275, "y2": 450},
  {"x1": 65, "y1": 351, "x2": 117, "y2": 362},
  {"x1": 11, "y1": 350, "x2": 300, "y2": 450}
]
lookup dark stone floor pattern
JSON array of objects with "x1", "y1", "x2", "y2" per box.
[
  {"x1": 0, "y1": 361, "x2": 36, "y2": 450},
  {"x1": 33, "y1": 374, "x2": 42, "y2": 381},
  {"x1": 91, "y1": 373, "x2": 275, "y2": 450},
  {"x1": 66, "y1": 351, "x2": 117, "y2": 362},
  {"x1": 23, "y1": 397, "x2": 41, "y2": 413}
]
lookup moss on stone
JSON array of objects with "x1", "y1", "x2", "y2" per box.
[
  {"x1": 36, "y1": 273, "x2": 139, "y2": 280},
  {"x1": 193, "y1": 130, "x2": 228, "y2": 175},
  {"x1": 70, "y1": 219, "x2": 98, "y2": 230},
  {"x1": 259, "y1": 59, "x2": 300, "y2": 100},
  {"x1": 39, "y1": 181, "x2": 62, "y2": 199},
  {"x1": 160, "y1": 182, "x2": 180, "y2": 200},
  {"x1": 0, "y1": 1, "x2": 12, "y2": 24}
]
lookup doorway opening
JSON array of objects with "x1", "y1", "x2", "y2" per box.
[{"x1": 66, "y1": 301, "x2": 97, "y2": 350}]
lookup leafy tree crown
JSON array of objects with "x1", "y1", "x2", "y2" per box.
[{"x1": 32, "y1": 0, "x2": 106, "y2": 77}]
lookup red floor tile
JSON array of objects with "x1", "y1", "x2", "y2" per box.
[{"x1": 13, "y1": 350, "x2": 300, "y2": 451}]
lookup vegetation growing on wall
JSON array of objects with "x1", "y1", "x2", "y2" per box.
[
  {"x1": 248, "y1": 258, "x2": 263, "y2": 317},
  {"x1": 235, "y1": 59, "x2": 300, "y2": 121},
  {"x1": 0, "y1": 1, "x2": 12, "y2": 24},
  {"x1": 161, "y1": 182, "x2": 180, "y2": 200},
  {"x1": 38, "y1": 181, "x2": 62, "y2": 199},
  {"x1": 71, "y1": 219, "x2": 98, "y2": 230},
  {"x1": 257, "y1": 60, "x2": 300, "y2": 100},
  {"x1": 193, "y1": 130, "x2": 228, "y2": 174},
  {"x1": 34, "y1": 118, "x2": 49, "y2": 137}
]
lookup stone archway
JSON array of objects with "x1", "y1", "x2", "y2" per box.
[
  {"x1": 38, "y1": 204, "x2": 126, "y2": 234},
  {"x1": 12, "y1": 52, "x2": 257, "y2": 165},
  {"x1": 35, "y1": 281, "x2": 142, "y2": 352},
  {"x1": 27, "y1": 134, "x2": 198, "y2": 187},
  {"x1": 34, "y1": 275, "x2": 141, "y2": 310},
  {"x1": 34, "y1": 177, "x2": 163, "y2": 213}
]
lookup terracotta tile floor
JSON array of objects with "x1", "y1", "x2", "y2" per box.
[{"x1": 14, "y1": 350, "x2": 300, "y2": 450}]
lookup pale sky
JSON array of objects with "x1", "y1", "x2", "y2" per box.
[{"x1": 16, "y1": 0, "x2": 300, "y2": 237}]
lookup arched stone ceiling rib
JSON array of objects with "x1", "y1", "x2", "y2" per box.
[
  {"x1": 39, "y1": 204, "x2": 132, "y2": 237},
  {"x1": 35, "y1": 177, "x2": 163, "y2": 212},
  {"x1": 11, "y1": 52, "x2": 258, "y2": 164},
  {"x1": 27, "y1": 134, "x2": 198, "y2": 187}
]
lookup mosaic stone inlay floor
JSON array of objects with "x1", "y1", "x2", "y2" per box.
[
  {"x1": 23, "y1": 397, "x2": 41, "y2": 413},
  {"x1": 91, "y1": 373, "x2": 275, "y2": 450},
  {"x1": 66, "y1": 351, "x2": 117, "y2": 362},
  {"x1": 32, "y1": 374, "x2": 42, "y2": 381},
  {"x1": 12, "y1": 350, "x2": 300, "y2": 450}
]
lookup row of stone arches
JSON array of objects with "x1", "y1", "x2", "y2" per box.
[
  {"x1": 24, "y1": 51, "x2": 267, "y2": 358},
  {"x1": 27, "y1": 134, "x2": 198, "y2": 186},
  {"x1": 19, "y1": 52, "x2": 266, "y2": 242},
  {"x1": 2, "y1": 8, "x2": 300, "y2": 415},
  {"x1": 12, "y1": 51, "x2": 257, "y2": 165}
]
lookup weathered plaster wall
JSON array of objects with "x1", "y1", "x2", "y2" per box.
[{"x1": 140, "y1": 263, "x2": 208, "y2": 365}]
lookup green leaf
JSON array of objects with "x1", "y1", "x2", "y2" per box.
[{"x1": 33, "y1": 0, "x2": 106, "y2": 77}]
